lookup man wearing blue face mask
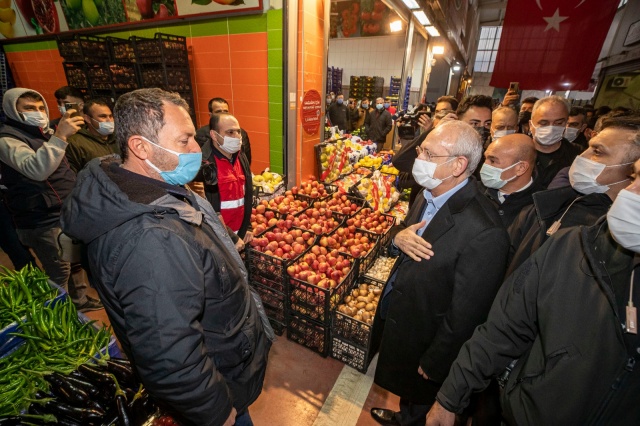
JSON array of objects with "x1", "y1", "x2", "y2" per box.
[
  {"x1": 60, "y1": 88, "x2": 272, "y2": 426},
  {"x1": 327, "y1": 93, "x2": 350, "y2": 132},
  {"x1": 0, "y1": 88, "x2": 104, "y2": 312},
  {"x1": 65, "y1": 99, "x2": 120, "y2": 173},
  {"x1": 528, "y1": 96, "x2": 581, "y2": 189},
  {"x1": 365, "y1": 97, "x2": 393, "y2": 151}
]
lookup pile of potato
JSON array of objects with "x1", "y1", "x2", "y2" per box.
[
  {"x1": 365, "y1": 256, "x2": 396, "y2": 282},
  {"x1": 337, "y1": 283, "x2": 382, "y2": 324}
]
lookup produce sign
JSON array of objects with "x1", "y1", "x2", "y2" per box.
[
  {"x1": 301, "y1": 89, "x2": 322, "y2": 135},
  {"x1": 355, "y1": 171, "x2": 400, "y2": 213}
]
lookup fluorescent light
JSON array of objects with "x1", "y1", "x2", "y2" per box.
[
  {"x1": 402, "y1": 0, "x2": 420, "y2": 9},
  {"x1": 433, "y1": 45, "x2": 445, "y2": 55},
  {"x1": 425, "y1": 26, "x2": 440, "y2": 36},
  {"x1": 413, "y1": 10, "x2": 430, "y2": 26},
  {"x1": 453, "y1": 65, "x2": 461, "y2": 71},
  {"x1": 390, "y1": 20, "x2": 403, "y2": 32}
]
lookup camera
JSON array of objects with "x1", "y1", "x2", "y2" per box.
[{"x1": 396, "y1": 104, "x2": 431, "y2": 139}]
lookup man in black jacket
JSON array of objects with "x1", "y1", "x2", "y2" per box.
[
  {"x1": 507, "y1": 114, "x2": 640, "y2": 275},
  {"x1": 479, "y1": 133, "x2": 538, "y2": 229},
  {"x1": 365, "y1": 97, "x2": 393, "y2": 151},
  {"x1": 370, "y1": 121, "x2": 510, "y2": 426},
  {"x1": 60, "y1": 89, "x2": 271, "y2": 426},
  {"x1": 529, "y1": 96, "x2": 581, "y2": 189},
  {"x1": 195, "y1": 97, "x2": 251, "y2": 165},
  {"x1": 327, "y1": 93, "x2": 349, "y2": 132},
  {"x1": 564, "y1": 106, "x2": 589, "y2": 150},
  {"x1": 425, "y1": 158, "x2": 640, "y2": 426}
]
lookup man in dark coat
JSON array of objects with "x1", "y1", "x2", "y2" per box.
[
  {"x1": 327, "y1": 93, "x2": 350, "y2": 132},
  {"x1": 507, "y1": 114, "x2": 640, "y2": 275},
  {"x1": 425, "y1": 159, "x2": 640, "y2": 426},
  {"x1": 370, "y1": 121, "x2": 510, "y2": 426},
  {"x1": 365, "y1": 97, "x2": 393, "y2": 151},
  {"x1": 60, "y1": 89, "x2": 272, "y2": 426}
]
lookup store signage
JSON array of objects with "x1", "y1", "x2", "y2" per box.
[
  {"x1": 300, "y1": 89, "x2": 322, "y2": 135},
  {"x1": 0, "y1": 0, "x2": 263, "y2": 41}
]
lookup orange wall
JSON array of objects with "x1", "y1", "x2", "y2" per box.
[{"x1": 296, "y1": 0, "x2": 326, "y2": 183}]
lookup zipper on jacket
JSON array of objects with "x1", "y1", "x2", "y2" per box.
[{"x1": 588, "y1": 357, "x2": 635, "y2": 425}]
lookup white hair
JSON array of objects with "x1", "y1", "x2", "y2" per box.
[
  {"x1": 531, "y1": 95, "x2": 570, "y2": 116},
  {"x1": 435, "y1": 121, "x2": 484, "y2": 175}
]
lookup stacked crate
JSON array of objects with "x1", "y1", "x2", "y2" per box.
[{"x1": 58, "y1": 34, "x2": 110, "y2": 101}]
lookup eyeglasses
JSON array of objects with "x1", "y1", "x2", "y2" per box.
[{"x1": 416, "y1": 146, "x2": 454, "y2": 162}]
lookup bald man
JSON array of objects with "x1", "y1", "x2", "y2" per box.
[
  {"x1": 479, "y1": 134, "x2": 539, "y2": 228},
  {"x1": 490, "y1": 107, "x2": 518, "y2": 145}
]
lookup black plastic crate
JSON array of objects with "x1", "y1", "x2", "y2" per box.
[
  {"x1": 327, "y1": 227, "x2": 380, "y2": 275},
  {"x1": 332, "y1": 277, "x2": 382, "y2": 345},
  {"x1": 166, "y1": 67, "x2": 191, "y2": 92},
  {"x1": 108, "y1": 37, "x2": 136, "y2": 63},
  {"x1": 288, "y1": 253, "x2": 359, "y2": 324},
  {"x1": 109, "y1": 64, "x2": 139, "y2": 91},
  {"x1": 139, "y1": 65, "x2": 166, "y2": 88},
  {"x1": 293, "y1": 181, "x2": 338, "y2": 204},
  {"x1": 58, "y1": 34, "x2": 109, "y2": 63},
  {"x1": 62, "y1": 62, "x2": 89, "y2": 89},
  {"x1": 287, "y1": 314, "x2": 330, "y2": 356},
  {"x1": 331, "y1": 336, "x2": 371, "y2": 373},
  {"x1": 133, "y1": 33, "x2": 188, "y2": 65},
  {"x1": 251, "y1": 281, "x2": 287, "y2": 333},
  {"x1": 357, "y1": 213, "x2": 396, "y2": 247}
]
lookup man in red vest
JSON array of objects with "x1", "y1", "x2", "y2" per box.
[{"x1": 201, "y1": 114, "x2": 253, "y2": 248}]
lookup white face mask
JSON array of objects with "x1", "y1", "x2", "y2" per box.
[
  {"x1": 480, "y1": 161, "x2": 521, "y2": 190},
  {"x1": 530, "y1": 122, "x2": 565, "y2": 146},
  {"x1": 20, "y1": 111, "x2": 49, "y2": 128},
  {"x1": 607, "y1": 189, "x2": 640, "y2": 253},
  {"x1": 91, "y1": 117, "x2": 114, "y2": 136},
  {"x1": 568, "y1": 156, "x2": 632, "y2": 194},
  {"x1": 492, "y1": 129, "x2": 516, "y2": 141},
  {"x1": 564, "y1": 127, "x2": 580, "y2": 142},
  {"x1": 214, "y1": 131, "x2": 242, "y2": 155},
  {"x1": 58, "y1": 105, "x2": 66, "y2": 115},
  {"x1": 412, "y1": 157, "x2": 454, "y2": 190}
]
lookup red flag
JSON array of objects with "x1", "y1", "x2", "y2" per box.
[{"x1": 490, "y1": 0, "x2": 619, "y2": 91}]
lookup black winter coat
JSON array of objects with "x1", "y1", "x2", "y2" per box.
[
  {"x1": 365, "y1": 109, "x2": 393, "y2": 145},
  {"x1": 371, "y1": 178, "x2": 510, "y2": 403},
  {"x1": 437, "y1": 220, "x2": 640, "y2": 425},
  {"x1": 60, "y1": 157, "x2": 271, "y2": 426}
]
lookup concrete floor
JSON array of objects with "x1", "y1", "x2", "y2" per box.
[{"x1": 0, "y1": 250, "x2": 399, "y2": 425}]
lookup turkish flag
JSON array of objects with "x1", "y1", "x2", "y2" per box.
[{"x1": 490, "y1": 0, "x2": 619, "y2": 91}]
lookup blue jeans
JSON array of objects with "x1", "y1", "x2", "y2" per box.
[{"x1": 235, "y1": 409, "x2": 253, "y2": 426}]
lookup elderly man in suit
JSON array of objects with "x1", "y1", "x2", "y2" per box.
[{"x1": 370, "y1": 120, "x2": 511, "y2": 426}]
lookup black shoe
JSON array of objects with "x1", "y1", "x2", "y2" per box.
[
  {"x1": 371, "y1": 407, "x2": 401, "y2": 426},
  {"x1": 76, "y1": 296, "x2": 103, "y2": 312}
]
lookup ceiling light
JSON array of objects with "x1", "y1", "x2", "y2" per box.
[
  {"x1": 402, "y1": 0, "x2": 420, "y2": 9},
  {"x1": 390, "y1": 20, "x2": 403, "y2": 32},
  {"x1": 413, "y1": 10, "x2": 430, "y2": 26},
  {"x1": 453, "y1": 65, "x2": 461, "y2": 71},
  {"x1": 433, "y1": 45, "x2": 445, "y2": 55},
  {"x1": 425, "y1": 26, "x2": 440, "y2": 36}
]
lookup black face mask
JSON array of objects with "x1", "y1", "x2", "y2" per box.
[
  {"x1": 475, "y1": 126, "x2": 490, "y2": 141},
  {"x1": 518, "y1": 110, "x2": 531, "y2": 124}
]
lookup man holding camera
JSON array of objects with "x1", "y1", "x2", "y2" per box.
[{"x1": 0, "y1": 87, "x2": 102, "y2": 311}]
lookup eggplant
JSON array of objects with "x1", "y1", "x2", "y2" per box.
[
  {"x1": 0, "y1": 417, "x2": 22, "y2": 426},
  {"x1": 41, "y1": 400, "x2": 104, "y2": 424},
  {"x1": 62, "y1": 375, "x2": 102, "y2": 399},
  {"x1": 44, "y1": 374, "x2": 90, "y2": 406},
  {"x1": 77, "y1": 364, "x2": 115, "y2": 384},
  {"x1": 116, "y1": 394, "x2": 132, "y2": 426},
  {"x1": 105, "y1": 360, "x2": 135, "y2": 385}
]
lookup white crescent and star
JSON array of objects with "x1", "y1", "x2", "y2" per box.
[{"x1": 543, "y1": 8, "x2": 569, "y2": 32}]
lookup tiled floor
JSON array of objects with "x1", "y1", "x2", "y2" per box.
[{"x1": 0, "y1": 250, "x2": 399, "y2": 425}]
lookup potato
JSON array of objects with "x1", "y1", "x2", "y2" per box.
[
  {"x1": 356, "y1": 295, "x2": 368, "y2": 303},
  {"x1": 373, "y1": 288, "x2": 382, "y2": 296},
  {"x1": 344, "y1": 295, "x2": 352, "y2": 303},
  {"x1": 356, "y1": 301, "x2": 366, "y2": 309},
  {"x1": 359, "y1": 289, "x2": 368, "y2": 296},
  {"x1": 354, "y1": 314, "x2": 362, "y2": 321},
  {"x1": 359, "y1": 283, "x2": 368, "y2": 291},
  {"x1": 362, "y1": 312, "x2": 371, "y2": 321},
  {"x1": 365, "y1": 303, "x2": 375, "y2": 311}
]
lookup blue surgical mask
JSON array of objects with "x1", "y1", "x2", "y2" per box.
[
  {"x1": 362, "y1": 103, "x2": 369, "y2": 109},
  {"x1": 337, "y1": 99, "x2": 343, "y2": 105},
  {"x1": 384, "y1": 103, "x2": 390, "y2": 108},
  {"x1": 142, "y1": 136, "x2": 202, "y2": 186},
  {"x1": 376, "y1": 104, "x2": 384, "y2": 110}
]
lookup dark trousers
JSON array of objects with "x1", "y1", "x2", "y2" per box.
[
  {"x1": 399, "y1": 398, "x2": 432, "y2": 426},
  {"x1": 0, "y1": 199, "x2": 35, "y2": 269}
]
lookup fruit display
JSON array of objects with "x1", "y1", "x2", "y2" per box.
[
  {"x1": 364, "y1": 256, "x2": 397, "y2": 283},
  {"x1": 61, "y1": 0, "x2": 127, "y2": 29},
  {"x1": 253, "y1": 169, "x2": 284, "y2": 194},
  {"x1": 380, "y1": 164, "x2": 399, "y2": 175},
  {"x1": 265, "y1": 194, "x2": 308, "y2": 216},
  {"x1": 360, "y1": 0, "x2": 387, "y2": 36},
  {"x1": 348, "y1": 208, "x2": 395, "y2": 246},
  {"x1": 318, "y1": 141, "x2": 352, "y2": 182},
  {"x1": 286, "y1": 208, "x2": 342, "y2": 236},
  {"x1": 355, "y1": 171, "x2": 401, "y2": 213},
  {"x1": 291, "y1": 179, "x2": 331, "y2": 200},
  {"x1": 389, "y1": 200, "x2": 409, "y2": 223},
  {"x1": 250, "y1": 205, "x2": 282, "y2": 235},
  {"x1": 333, "y1": 173, "x2": 363, "y2": 194},
  {"x1": 249, "y1": 225, "x2": 314, "y2": 261},
  {"x1": 0, "y1": 0, "x2": 16, "y2": 38},
  {"x1": 336, "y1": 282, "x2": 381, "y2": 325},
  {"x1": 315, "y1": 193, "x2": 363, "y2": 216},
  {"x1": 354, "y1": 155, "x2": 382, "y2": 169},
  {"x1": 320, "y1": 227, "x2": 377, "y2": 260}
]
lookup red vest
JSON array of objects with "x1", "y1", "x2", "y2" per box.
[{"x1": 213, "y1": 155, "x2": 246, "y2": 233}]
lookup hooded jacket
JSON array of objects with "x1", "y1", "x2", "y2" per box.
[
  {"x1": 0, "y1": 88, "x2": 75, "y2": 229},
  {"x1": 61, "y1": 156, "x2": 271, "y2": 426}
]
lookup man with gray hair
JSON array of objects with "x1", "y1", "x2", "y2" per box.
[
  {"x1": 490, "y1": 106, "x2": 519, "y2": 143},
  {"x1": 529, "y1": 95, "x2": 581, "y2": 189},
  {"x1": 61, "y1": 88, "x2": 271, "y2": 426},
  {"x1": 370, "y1": 121, "x2": 510, "y2": 426}
]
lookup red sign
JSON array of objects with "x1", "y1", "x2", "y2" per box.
[{"x1": 300, "y1": 90, "x2": 322, "y2": 135}]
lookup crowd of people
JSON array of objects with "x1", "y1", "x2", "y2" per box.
[{"x1": 0, "y1": 84, "x2": 638, "y2": 426}]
